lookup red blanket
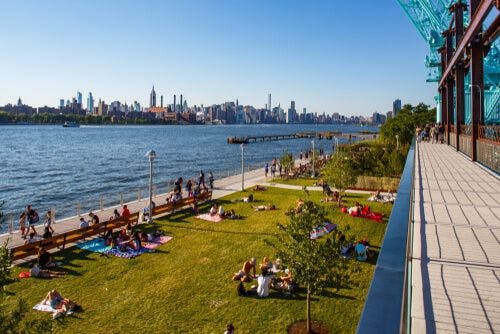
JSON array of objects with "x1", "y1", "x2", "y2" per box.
[{"x1": 343, "y1": 206, "x2": 384, "y2": 222}]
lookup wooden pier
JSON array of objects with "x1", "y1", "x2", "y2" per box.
[{"x1": 227, "y1": 131, "x2": 377, "y2": 144}]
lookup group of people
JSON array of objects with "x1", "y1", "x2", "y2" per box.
[
  {"x1": 417, "y1": 123, "x2": 445, "y2": 144},
  {"x1": 166, "y1": 171, "x2": 214, "y2": 203},
  {"x1": 209, "y1": 203, "x2": 240, "y2": 219},
  {"x1": 233, "y1": 257, "x2": 295, "y2": 298},
  {"x1": 104, "y1": 222, "x2": 148, "y2": 252},
  {"x1": 19, "y1": 205, "x2": 54, "y2": 240},
  {"x1": 264, "y1": 159, "x2": 280, "y2": 178}
]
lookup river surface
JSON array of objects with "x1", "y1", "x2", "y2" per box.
[{"x1": 0, "y1": 124, "x2": 377, "y2": 227}]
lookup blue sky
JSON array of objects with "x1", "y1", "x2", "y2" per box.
[{"x1": 0, "y1": 0, "x2": 436, "y2": 116}]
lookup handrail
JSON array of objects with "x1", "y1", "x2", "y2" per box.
[{"x1": 357, "y1": 139, "x2": 416, "y2": 334}]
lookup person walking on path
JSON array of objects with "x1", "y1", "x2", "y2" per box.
[
  {"x1": 19, "y1": 212, "x2": 27, "y2": 239},
  {"x1": 199, "y1": 170, "x2": 206, "y2": 190},
  {"x1": 44, "y1": 210, "x2": 55, "y2": 234},
  {"x1": 264, "y1": 163, "x2": 269, "y2": 178},
  {"x1": 26, "y1": 205, "x2": 39, "y2": 235},
  {"x1": 208, "y1": 171, "x2": 214, "y2": 190}
]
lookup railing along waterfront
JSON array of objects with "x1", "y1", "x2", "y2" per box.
[
  {"x1": 1, "y1": 162, "x2": 265, "y2": 235},
  {"x1": 357, "y1": 139, "x2": 416, "y2": 334}
]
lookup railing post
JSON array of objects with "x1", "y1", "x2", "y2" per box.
[
  {"x1": 100, "y1": 196, "x2": 104, "y2": 211},
  {"x1": 8, "y1": 214, "x2": 13, "y2": 234},
  {"x1": 76, "y1": 202, "x2": 81, "y2": 217},
  {"x1": 120, "y1": 193, "x2": 124, "y2": 206},
  {"x1": 137, "y1": 189, "x2": 141, "y2": 201}
]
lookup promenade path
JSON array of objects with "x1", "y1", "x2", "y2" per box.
[
  {"x1": 411, "y1": 143, "x2": 500, "y2": 333},
  {"x1": 0, "y1": 167, "x2": 268, "y2": 250}
]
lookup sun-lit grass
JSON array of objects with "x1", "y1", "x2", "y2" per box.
[
  {"x1": 5, "y1": 187, "x2": 392, "y2": 333},
  {"x1": 269, "y1": 177, "x2": 320, "y2": 188}
]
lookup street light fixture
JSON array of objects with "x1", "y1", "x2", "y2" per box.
[
  {"x1": 240, "y1": 144, "x2": 244, "y2": 191},
  {"x1": 146, "y1": 150, "x2": 156, "y2": 223},
  {"x1": 311, "y1": 139, "x2": 315, "y2": 178}
]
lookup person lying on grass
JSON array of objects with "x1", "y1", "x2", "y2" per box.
[
  {"x1": 232, "y1": 257, "x2": 257, "y2": 282},
  {"x1": 231, "y1": 193, "x2": 253, "y2": 203},
  {"x1": 42, "y1": 290, "x2": 81, "y2": 319},
  {"x1": 252, "y1": 204, "x2": 276, "y2": 211},
  {"x1": 29, "y1": 263, "x2": 66, "y2": 278},
  {"x1": 253, "y1": 185, "x2": 266, "y2": 191}
]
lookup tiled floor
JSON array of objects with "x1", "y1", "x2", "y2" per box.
[{"x1": 411, "y1": 143, "x2": 500, "y2": 333}]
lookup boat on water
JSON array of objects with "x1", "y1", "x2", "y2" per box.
[{"x1": 62, "y1": 121, "x2": 80, "y2": 128}]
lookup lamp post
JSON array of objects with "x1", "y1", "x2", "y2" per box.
[
  {"x1": 146, "y1": 150, "x2": 156, "y2": 223},
  {"x1": 240, "y1": 144, "x2": 244, "y2": 191},
  {"x1": 311, "y1": 139, "x2": 315, "y2": 177},
  {"x1": 334, "y1": 137, "x2": 339, "y2": 152},
  {"x1": 395, "y1": 135, "x2": 399, "y2": 150}
]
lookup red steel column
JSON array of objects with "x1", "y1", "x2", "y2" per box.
[
  {"x1": 452, "y1": 2, "x2": 466, "y2": 152},
  {"x1": 470, "y1": 36, "x2": 484, "y2": 161}
]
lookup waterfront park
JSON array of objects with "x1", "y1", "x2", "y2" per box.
[{"x1": 1, "y1": 1, "x2": 499, "y2": 333}]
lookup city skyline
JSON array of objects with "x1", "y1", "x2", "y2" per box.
[{"x1": 0, "y1": 0, "x2": 435, "y2": 116}]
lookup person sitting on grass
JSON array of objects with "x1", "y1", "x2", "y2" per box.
[
  {"x1": 253, "y1": 185, "x2": 266, "y2": 191},
  {"x1": 42, "y1": 290, "x2": 80, "y2": 319},
  {"x1": 223, "y1": 209, "x2": 240, "y2": 219},
  {"x1": 217, "y1": 205, "x2": 225, "y2": 217},
  {"x1": 125, "y1": 222, "x2": 133, "y2": 238},
  {"x1": 209, "y1": 203, "x2": 219, "y2": 216},
  {"x1": 38, "y1": 247, "x2": 56, "y2": 269},
  {"x1": 131, "y1": 231, "x2": 142, "y2": 250},
  {"x1": 257, "y1": 268, "x2": 273, "y2": 298},
  {"x1": 259, "y1": 257, "x2": 272, "y2": 271},
  {"x1": 232, "y1": 257, "x2": 257, "y2": 282},
  {"x1": 29, "y1": 263, "x2": 66, "y2": 279},
  {"x1": 278, "y1": 268, "x2": 294, "y2": 292},
  {"x1": 252, "y1": 204, "x2": 276, "y2": 211},
  {"x1": 348, "y1": 202, "x2": 362, "y2": 216}
]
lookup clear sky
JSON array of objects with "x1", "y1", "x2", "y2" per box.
[{"x1": 0, "y1": 0, "x2": 436, "y2": 116}]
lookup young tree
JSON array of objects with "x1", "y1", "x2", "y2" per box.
[
  {"x1": 322, "y1": 150, "x2": 358, "y2": 206},
  {"x1": 280, "y1": 150, "x2": 294, "y2": 175},
  {"x1": 273, "y1": 201, "x2": 350, "y2": 333}
]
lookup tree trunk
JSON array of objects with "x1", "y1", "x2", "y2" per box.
[{"x1": 306, "y1": 284, "x2": 311, "y2": 334}]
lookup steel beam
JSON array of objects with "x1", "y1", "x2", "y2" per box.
[
  {"x1": 453, "y1": 2, "x2": 466, "y2": 152},
  {"x1": 470, "y1": 36, "x2": 484, "y2": 161},
  {"x1": 439, "y1": 0, "x2": 493, "y2": 88}
]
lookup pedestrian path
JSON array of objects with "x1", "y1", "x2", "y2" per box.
[
  {"x1": 411, "y1": 142, "x2": 500, "y2": 333},
  {"x1": 0, "y1": 167, "x2": 267, "y2": 249}
]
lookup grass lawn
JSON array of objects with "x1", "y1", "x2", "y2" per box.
[
  {"x1": 5, "y1": 187, "x2": 392, "y2": 333},
  {"x1": 269, "y1": 177, "x2": 319, "y2": 188}
]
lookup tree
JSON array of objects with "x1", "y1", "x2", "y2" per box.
[
  {"x1": 272, "y1": 201, "x2": 350, "y2": 333},
  {"x1": 322, "y1": 150, "x2": 359, "y2": 205},
  {"x1": 280, "y1": 150, "x2": 294, "y2": 175}
]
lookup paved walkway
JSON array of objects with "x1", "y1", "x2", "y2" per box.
[
  {"x1": 0, "y1": 167, "x2": 268, "y2": 249},
  {"x1": 411, "y1": 143, "x2": 500, "y2": 333}
]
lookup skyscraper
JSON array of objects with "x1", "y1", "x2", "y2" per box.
[
  {"x1": 268, "y1": 94, "x2": 271, "y2": 111},
  {"x1": 77, "y1": 91, "x2": 82, "y2": 106},
  {"x1": 150, "y1": 86, "x2": 157, "y2": 108},
  {"x1": 87, "y1": 92, "x2": 94, "y2": 114},
  {"x1": 160, "y1": 95, "x2": 164, "y2": 108},
  {"x1": 180, "y1": 94, "x2": 183, "y2": 113},
  {"x1": 393, "y1": 99, "x2": 402, "y2": 116},
  {"x1": 59, "y1": 99, "x2": 64, "y2": 108}
]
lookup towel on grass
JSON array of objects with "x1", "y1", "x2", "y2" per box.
[
  {"x1": 76, "y1": 236, "x2": 173, "y2": 258},
  {"x1": 310, "y1": 222, "x2": 337, "y2": 240},
  {"x1": 33, "y1": 302, "x2": 56, "y2": 313},
  {"x1": 195, "y1": 213, "x2": 224, "y2": 223}
]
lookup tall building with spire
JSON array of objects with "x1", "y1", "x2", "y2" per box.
[
  {"x1": 149, "y1": 86, "x2": 157, "y2": 108},
  {"x1": 87, "y1": 92, "x2": 94, "y2": 114}
]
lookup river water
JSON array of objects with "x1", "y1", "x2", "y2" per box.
[{"x1": 0, "y1": 124, "x2": 377, "y2": 227}]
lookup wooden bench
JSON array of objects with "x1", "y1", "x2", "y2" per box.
[{"x1": 9, "y1": 192, "x2": 212, "y2": 261}]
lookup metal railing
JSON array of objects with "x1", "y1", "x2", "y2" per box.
[
  {"x1": 357, "y1": 139, "x2": 416, "y2": 334},
  {"x1": 2, "y1": 162, "x2": 267, "y2": 235}
]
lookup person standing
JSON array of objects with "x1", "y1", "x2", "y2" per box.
[
  {"x1": 199, "y1": 170, "x2": 206, "y2": 189},
  {"x1": 26, "y1": 205, "x2": 39, "y2": 235},
  {"x1": 264, "y1": 163, "x2": 269, "y2": 178},
  {"x1": 208, "y1": 171, "x2": 214, "y2": 190},
  {"x1": 121, "y1": 205, "x2": 130, "y2": 223},
  {"x1": 89, "y1": 212, "x2": 100, "y2": 225},
  {"x1": 44, "y1": 210, "x2": 55, "y2": 234},
  {"x1": 19, "y1": 212, "x2": 27, "y2": 239}
]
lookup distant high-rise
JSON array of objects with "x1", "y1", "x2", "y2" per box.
[
  {"x1": 160, "y1": 95, "x2": 163, "y2": 108},
  {"x1": 173, "y1": 95, "x2": 177, "y2": 113},
  {"x1": 180, "y1": 94, "x2": 183, "y2": 113},
  {"x1": 268, "y1": 94, "x2": 271, "y2": 111},
  {"x1": 150, "y1": 86, "x2": 157, "y2": 107},
  {"x1": 17, "y1": 97, "x2": 22, "y2": 106},
  {"x1": 59, "y1": 99, "x2": 64, "y2": 108},
  {"x1": 393, "y1": 99, "x2": 401, "y2": 115},
  {"x1": 87, "y1": 92, "x2": 94, "y2": 113},
  {"x1": 291, "y1": 100, "x2": 295, "y2": 110},
  {"x1": 77, "y1": 92, "x2": 82, "y2": 106}
]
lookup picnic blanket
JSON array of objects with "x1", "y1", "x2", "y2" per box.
[
  {"x1": 76, "y1": 236, "x2": 173, "y2": 259},
  {"x1": 33, "y1": 301, "x2": 56, "y2": 313},
  {"x1": 342, "y1": 206, "x2": 384, "y2": 223},
  {"x1": 310, "y1": 222, "x2": 337, "y2": 240},
  {"x1": 195, "y1": 213, "x2": 224, "y2": 223}
]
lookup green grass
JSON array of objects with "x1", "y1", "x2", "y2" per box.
[
  {"x1": 5, "y1": 187, "x2": 392, "y2": 333},
  {"x1": 270, "y1": 177, "x2": 319, "y2": 187}
]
